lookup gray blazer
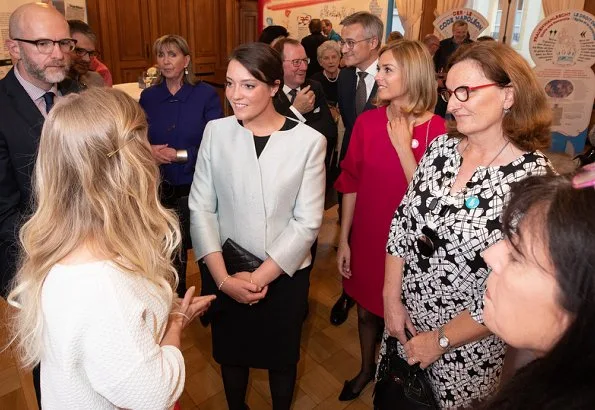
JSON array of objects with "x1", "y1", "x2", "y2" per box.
[{"x1": 189, "y1": 116, "x2": 326, "y2": 275}]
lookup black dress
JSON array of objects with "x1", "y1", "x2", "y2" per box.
[
  {"x1": 309, "y1": 71, "x2": 339, "y2": 106},
  {"x1": 207, "y1": 118, "x2": 311, "y2": 369}
]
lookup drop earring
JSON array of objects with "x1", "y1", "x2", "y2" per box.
[{"x1": 184, "y1": 66, "x2": 189, "y2": 75}]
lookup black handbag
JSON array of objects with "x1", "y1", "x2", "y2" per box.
[
  {"x1": 373, "y1": 331, "x2": 439, "y2": 409},
  {"x1": 199, "y1": 239, "x2": 263, "y2": 325}
]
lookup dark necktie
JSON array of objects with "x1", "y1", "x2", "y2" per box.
[
  {"x1": 43, "y1": 92, "x2": 55, "y2": 113},
  {"x1": 289, "y1": 88, "x2": 298, "y2": 104},
  {"x1": 355, "y1": 71, "x2": 368, "y2": 117}
]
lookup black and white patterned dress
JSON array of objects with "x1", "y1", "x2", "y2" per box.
[{"x1": 378, "y1": 134, "x2": 551, "y2": 408}]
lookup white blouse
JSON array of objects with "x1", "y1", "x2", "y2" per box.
[{"x1": 40, "y1": 261, "x2": 184, "y2": 409}]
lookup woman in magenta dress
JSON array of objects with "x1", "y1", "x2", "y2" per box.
[{"x1": 335, "y1": 40, "x2": 446, "y2": 401}]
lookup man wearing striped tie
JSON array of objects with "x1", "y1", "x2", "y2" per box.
[{"x1": 331, "y1": 11, "x2": 383, "y2": 326}]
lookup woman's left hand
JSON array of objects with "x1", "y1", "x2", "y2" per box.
[
  {"x1": 170, "y1": 286, "x2": 216, "y2": 329},
  {"x1": 403, "y1": 330, "x2": 443, "y2": 369},
  {"x1": 387, "y1": 115, "x2": 415, "y2": 152}
]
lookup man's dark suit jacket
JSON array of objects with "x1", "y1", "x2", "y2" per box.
[
  {"x1": 273, "y1": 79, "x2": 337, "y2": 145},
  {"x1": 301, "y1": 33, "x2": 326, "y2": 78},
  {"x1": 337, "y1": 67, "x2": 378, "y2": 162},
  {"x1": 433, "y1": 37, "x2": 473, "y2": 72},
  {"x1": 0, "y1": 67, "x2": 79, "y2": 295}
]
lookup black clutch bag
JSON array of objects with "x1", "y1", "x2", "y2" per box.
[
  {"x1": 374, "y1": 331, "x2": 438, "y2": 409},
  {"x1": 199, "y1": 239, "x2": 263, "y2": 325},
  {"x1": 221, "y1": 238, "x2": 263, "y2": 274}
]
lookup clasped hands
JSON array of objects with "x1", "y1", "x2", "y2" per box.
[
  {"x1": 151, "y1": 144, "x2": 177, "y2": 164},
  {"x1": 221, "y1": 271, "x2": 268, "y2": 305},
  {"x1": 385, "y1": 299, "x2": 443, "y2": 369}
]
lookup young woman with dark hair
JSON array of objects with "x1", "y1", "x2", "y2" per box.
[{"x1": 189, "y1": 42, "x2": 326, "y2": 410}]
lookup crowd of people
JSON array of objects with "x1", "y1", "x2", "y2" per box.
[{"x1": 1, "y1": 2, "x2": 594, "y2": 410}]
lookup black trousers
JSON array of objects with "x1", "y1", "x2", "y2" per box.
[{"x1": 160, "y1": 182, "x2": 191, "y2": 295}]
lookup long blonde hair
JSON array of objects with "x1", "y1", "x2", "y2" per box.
[{"x1": 7, "y1": 87, "x2": 181, "y2": 369}]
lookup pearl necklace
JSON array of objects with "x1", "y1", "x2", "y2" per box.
[{"x1": 323, "y1": 70, "x2": 339, "y2": 83}]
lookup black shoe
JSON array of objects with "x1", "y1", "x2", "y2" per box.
[
  {"x1": 338, "y1": 369, "x2": 375, "y2": 401},
  {"x1": 330, "y1": 292, "x2": 355, "y2": 326}
]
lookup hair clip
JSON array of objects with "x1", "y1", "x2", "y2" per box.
[{"x1": 107, "y1": 138, "x2": 135, "y2": 158}]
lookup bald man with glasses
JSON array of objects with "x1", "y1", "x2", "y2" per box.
[
  {"x1": 0, "y1": 4, "x2": 81, "y2": 405},
  {"x1": 1, "y1": 2, "x2": 81, "y2": 295}
]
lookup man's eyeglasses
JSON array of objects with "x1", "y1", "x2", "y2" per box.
[
  {"x1": 440, "y1": 83, "x2": 500, "y2": 103},
  {"x1": 74, "y1": 47, "x2": 100, "y2": 58},
  {"x1": 284, "y1": 58, "x2": 310, "y2": 68},
  {"x1": 12, "y1": 38, "x2": 77, "y2": 54},
  {"x1": 340, "y1": 37, "x2": 374, "y2": 50},
  {"x1": 417, "y1": 203, "x2": 450, "y2": 258}
]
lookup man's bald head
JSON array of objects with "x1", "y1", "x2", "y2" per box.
[
  {"x1": 7, "y1": 2, "x2": 71, "y2": 89},
  {"x1": 9, "y1": 2, "x2": 66, "y2": 39}
]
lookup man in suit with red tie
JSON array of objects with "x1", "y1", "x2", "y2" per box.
[
  {"x1": 0, "y1": 4, "x2": 80, "y2": 404},
  {"x1": 331, "y1": 11, "x2": 383, "y2": 326}
]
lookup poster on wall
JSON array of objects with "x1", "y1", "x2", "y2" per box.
[
  {"x1": 433, "y1": 8, "x2": 489, "y2": 40},
  {"x1": 530, "y1": 9, "x2": 595, "y2": 154},
  {"x1": 258, "y1": 0, "x2": 391, "y2": 42},
  {"x1": 0, "y1": 0, "x2": 87, "y2": 79}
]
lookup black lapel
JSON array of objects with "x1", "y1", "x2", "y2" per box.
[
  {"x1": 344, "y1": 68, "x2": 357, "y2": 122},
  {"x1": 273, "y1": 88, "x2": 297, "y2": 120},
  {"x1": 366, "y1": 82, "x2": 378, "y2": 110},
  {"x1": 4, "y1": 68, "x2": 45, "y2": 137}
]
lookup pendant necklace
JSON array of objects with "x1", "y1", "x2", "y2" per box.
[{"x1": 462, "y1": 140, "x2": 510, "y2": 210}]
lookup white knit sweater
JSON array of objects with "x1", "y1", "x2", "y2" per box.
[{"x1": 40, "y1": 261, "x2": 184, "y2": 409}]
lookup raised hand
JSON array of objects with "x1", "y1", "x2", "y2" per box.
[{"x1": 292, "y1": 85, "x2": 315, "y2": 114}]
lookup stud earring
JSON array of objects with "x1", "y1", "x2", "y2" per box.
[
  {"x1": 503, "y1": 107, "x2": 510, "y2": 115},
  {"x1": 184, "y1": 66, "x2": 189, "y2": 75}
]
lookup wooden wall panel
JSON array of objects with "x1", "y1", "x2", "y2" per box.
[
  {"x1": 86, "y1": 0, "x2": 255, "y2": 85},
  {"x1": 239, "y1": 0, "x2": 258, "y2": 45},
  {"x1": 149, "y1": 0, "x2": 187, "y2": 39},
  {"x1": 187, "y1": 0, "x2": 217, "y2": 55},
  {"x1": 105, "y1": 0, "x2": 153, "y2": 82}
]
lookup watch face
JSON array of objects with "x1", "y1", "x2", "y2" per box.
[{"x1": 439, "y1": 337, "x2": 449, "y2": 349}]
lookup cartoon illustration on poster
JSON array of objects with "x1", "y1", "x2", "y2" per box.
[
  {"x1": 258, "y1": 0, "x2": 390, "y2": 42},
  {"x1": 530, "y1": 10, "x2": 595, "y2": 154},
  {"x1": 433, "y1": 8, "x2": 489, "y2": 40}
]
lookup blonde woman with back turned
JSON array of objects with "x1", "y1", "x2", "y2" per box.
[{"x1": 7, "y1": 87, "x2": 215, "y2": 409}]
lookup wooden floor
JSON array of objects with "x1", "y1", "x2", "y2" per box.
[{"x1": 0, "y1": 205, "x2": 375, "y2": 410}]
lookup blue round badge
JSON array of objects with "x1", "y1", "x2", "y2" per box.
[{"x1": 465, "y1": 196, "x2": 480, "y2": 209}]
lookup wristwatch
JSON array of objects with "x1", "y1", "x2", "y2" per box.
[{"x1": 438, "y1": 326, "x2": 451, "y2": 350}]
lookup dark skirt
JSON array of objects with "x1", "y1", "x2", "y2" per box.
[{"x1": 201, "y1": 263, "x2": 310, "y2": 369}]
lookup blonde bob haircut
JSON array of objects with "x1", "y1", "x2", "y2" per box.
[
  {"x1": 375, "y1": 39, "x2": 437, "y2": 116},
  {"x1": 153, "y1": 34, "x2": 197, "y2": 86},
  {"x1": 7, "y1": 88, "x2": 181, "y2": 369},
  {"x1": 445, "y1": 41, "x2": 551, "y2": 151}
]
